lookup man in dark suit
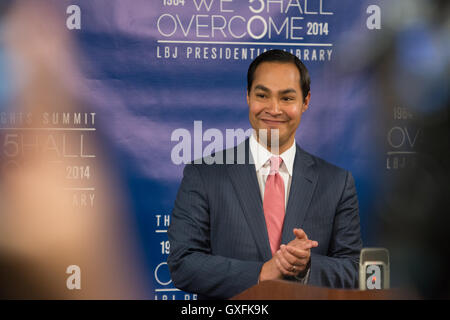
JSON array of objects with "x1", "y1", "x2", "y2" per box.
[{"x1": 167, "y1": 50, "x2": 362, "y2": 299}]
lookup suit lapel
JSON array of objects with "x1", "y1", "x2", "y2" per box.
[
  {"x1": 226, "y1": 139, "x2": 273, "y2": 261},
  {"x1": 281, "y1": 145, "x2": 318, "y2": 245},
  {"x1": 226, "y1": 140, "x2": 318, "y2": 259}
]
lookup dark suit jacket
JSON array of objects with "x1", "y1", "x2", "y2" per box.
[{"x1": 167, "y1": 138, "x2": 362, "y2": 299}]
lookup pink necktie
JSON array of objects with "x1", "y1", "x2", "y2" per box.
[{"x1": 263, "y1": 156, "x2": 285, "y2": 255}]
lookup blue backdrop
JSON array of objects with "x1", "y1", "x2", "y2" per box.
[{"x1": 62, "y1": 0, "x2": 385, "y2": 299}]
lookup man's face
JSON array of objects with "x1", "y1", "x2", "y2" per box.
[{"x1": 247, "y1": 62, "x2": 310, "y2": 153}]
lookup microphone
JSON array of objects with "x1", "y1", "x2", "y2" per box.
[{"x1": 359, "y1": 248, "x2": 390, "y2": 290}]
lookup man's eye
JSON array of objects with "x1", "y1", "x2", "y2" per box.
[
  {"x1": 256, "y1": 94, "x2": 266, "y2": 98},
  {"x1": 282, "y1": 97, "x2": 294, "y2": 101}
]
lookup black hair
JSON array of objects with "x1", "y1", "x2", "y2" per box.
[{"x1": 247, "y1": 49, "x2": 310, "y2": 100}]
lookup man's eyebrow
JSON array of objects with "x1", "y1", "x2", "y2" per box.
[
  {"x1": 254, "y1": 84, "x2": 270, "y2": 92},
  {"x1": 280, "y1": 88, "x2": 297, "y2": 95},
  {"x1": 253, "y1": 85, "x2": 298, "y2": 95}
]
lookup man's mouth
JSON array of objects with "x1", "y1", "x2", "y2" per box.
[{"x1": 260, "y1": 119, "x2": 287, "y2": 125}]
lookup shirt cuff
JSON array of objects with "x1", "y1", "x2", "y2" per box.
[
  {"x1": 294, "y1": 266, "x2": 310, "y2": 284},
  {"x1": 293, "y1": 258, "x2": 311, "y2": 284}
]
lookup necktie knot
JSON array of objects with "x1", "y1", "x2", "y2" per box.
[{"x1": 269, "y1": 156, "x2": 283, "y2": 175}]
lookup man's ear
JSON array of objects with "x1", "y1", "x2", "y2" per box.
[
  {"x1": 302, "y1": 92, "x2": 311, "y2": 112},
  {"x1": 246, "y1": 90, "x2": 250, "y2": 105}
]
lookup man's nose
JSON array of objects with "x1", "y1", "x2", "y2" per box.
[{"x1": 266, "y1": 98, "x2": 282, "y2": 115}]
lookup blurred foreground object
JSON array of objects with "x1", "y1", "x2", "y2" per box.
[
  {"x1": 0, "y1": 0, "x2": 148, "y2": 299},
  {"x1": 339, "y1": 0, "x2": 449, "y2": 298}
]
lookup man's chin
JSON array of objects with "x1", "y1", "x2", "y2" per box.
[
  {"x1": 254, "y1": 131, "x2": 289, "y2": 150},
  {"x1": 258, "y1": 126, "x2": 285, "y2": 138}
]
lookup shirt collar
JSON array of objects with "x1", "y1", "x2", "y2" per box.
[{"x1": 249, "y1": 130, "x2": 296, "y2": 176}]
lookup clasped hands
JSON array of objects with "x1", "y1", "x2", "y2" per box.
[{"x1": 259, "y1": 228, "x2": 318, "y2": 281}]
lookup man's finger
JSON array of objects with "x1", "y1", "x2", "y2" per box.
[
  {"x1": 277, "y1": 249, "x2": 294, "y2": 271},
  {"x1": 288, "y1": 238, "x2": 319, "y2": 250},
  {"x1": 293, "y1": 228, "x2": 308, "y2": 240},
  {"x1": 285, "y1": 245, "x2": 312, "y2": 261},
  {"x1": 309, "y1": 239, "x2": 318, "y2": 248},
  {"x1": 280, "y1": 245, "x2": 303, "y2": 266},
  {"x1": 275, "y1": 252, "x2": 294, "y2": 276},
  {"x1": 275, "y1": 258, "x2": 291, "y2": 276}
]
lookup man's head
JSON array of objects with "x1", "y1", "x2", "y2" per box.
[{"x1": 247, "y1": 49, "x2": 311, "y2": 154}]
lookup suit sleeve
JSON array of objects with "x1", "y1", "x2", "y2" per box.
[
  {"x1": 308, "y1": 171, "x2": 363, "y2": 288},
  {"x1": 167, "y1": 164, "x2": 264, "y2": 299}
]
